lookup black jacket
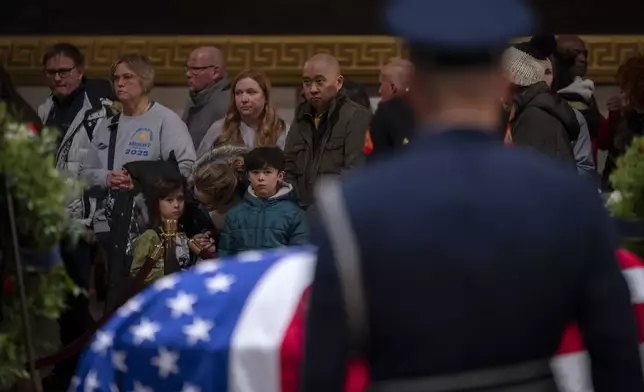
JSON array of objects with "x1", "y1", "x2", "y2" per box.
[
  {"x1": 368, "y1": 96, "x2": 415, "y2": 162},
  {"x1": 303, "y1": 129, "x2": 643, "y2": 392},
  {"x1": 511, "y1": 82, "x2": 578, "y2": 167}
]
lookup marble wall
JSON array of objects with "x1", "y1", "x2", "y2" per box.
[
  {"x1": 17, "y1": 83, "x2": 620, "y2": 170},
  {"x1": 16, "y1": 84, "x2": 619, "y2": 126}
]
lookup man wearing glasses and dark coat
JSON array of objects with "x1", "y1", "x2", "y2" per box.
[
  {"x1": 39, "y1": 42, "x2": 115, "y2": 183},
  {"x1": 182, "y1": 46, "x2": 231, "y2": 149},
  {"x1": 37, "y1": 41, "x2": 116, "y2": 391}
]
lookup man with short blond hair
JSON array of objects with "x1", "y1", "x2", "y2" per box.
[
  {"x1": 366, "y1": 58, "x2": 415, "y2": 161},
  {"x1": 378, "y1": 58, "x2": 414, "y2": 102},
  {"x1": 182, "y1": 46, "x2": 231, "y2": 149}
]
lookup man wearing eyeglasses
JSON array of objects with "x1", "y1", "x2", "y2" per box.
[
  {"x1": 182, "y1": 46, "x2": 231, "y2": 150},
  {"x1": 39, "y1": 43, "x2": 115, "y2": 180},
  {"x1": 37, "y1": 42, "x2": 115, "y2": 391}
]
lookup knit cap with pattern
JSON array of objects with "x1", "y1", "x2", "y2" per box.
[{"x1": 503, "y1": 34, "x2": 556, "y2": 86}]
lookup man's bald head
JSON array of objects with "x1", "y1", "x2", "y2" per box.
[
  {"x1": 557, "y1": 35, "x2": 584, "y2": 49},
  {"x1": 302, "y1": 53, "x2": 344, "y2": 111},
  {"x1": 379, "y1": 58, "x2": 414, "y2": 101},
  {"x1": 555, "y1": 35, "x2": 588, "y2": 78},
  {"x1": 191, "y1": 46, "x2": 225, "y2": 67},
  {"x1": 304, "y1": 53, "x2": 342, "y2": 77},
  {"x1": 185, "y1": 46, "x2": 227, "y2": 92}
]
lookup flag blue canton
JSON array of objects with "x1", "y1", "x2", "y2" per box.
[{"x1": 72, "y1": 246, "x2": 315, "y2": 392}]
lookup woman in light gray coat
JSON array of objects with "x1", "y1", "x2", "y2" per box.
[{"x1": 80, "y1": 54, "x2": 196, "y2": 238}]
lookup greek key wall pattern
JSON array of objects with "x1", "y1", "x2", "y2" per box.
[{"x1": 0, "y1": 35, "x2": 642, "y2": 85}]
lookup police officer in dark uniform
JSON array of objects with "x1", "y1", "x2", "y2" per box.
[
  {"x1": 368, "y1": 93, "x2": 415, "y2": 162},
  {"x1": 300, "y1": 0, "x2": 644, "y2": 391}
]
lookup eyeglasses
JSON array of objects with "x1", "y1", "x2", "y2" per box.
[
  {"x1": 185, "y1": 65, "x2": 216, "y2": 75},
  {"x1": 112, "y1": 72, "x2": 137, "y2": 84},
  {"x1": 44, "y1": 66, "x2": 76, "y2": 79}
]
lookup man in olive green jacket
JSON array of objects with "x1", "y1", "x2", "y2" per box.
[{"x1": 284, "y1": 53, "x2": 372, "y2": 209}]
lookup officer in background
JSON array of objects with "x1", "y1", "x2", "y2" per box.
[
  {"x1": 367, "y1": 58, "x2": 415, "y2": 162},
  {"x1": 301, "y1": 0, "x2": 644, "y2": 391}
]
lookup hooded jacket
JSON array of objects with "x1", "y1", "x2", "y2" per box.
[
  {"x1": 39, "y1": 78, "x2": 115, "y2": 227},
  {"x1": 558, "y1": 76, "x2": 603, "y2": 141},
  {"x1": 39, "y1": 78, "x2": 115, "y2": 178},
  {"x1": 218, "y1": 183, "x2": 308, "y2": 256},
  {"x1": 511, "y1": 82, "x2": 579, "y2": 167}
]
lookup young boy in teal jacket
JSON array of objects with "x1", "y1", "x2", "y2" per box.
[{"x1": 218, "y1": 146, "x2": 308, "y2": 256}]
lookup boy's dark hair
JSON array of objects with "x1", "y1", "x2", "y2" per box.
[
  {"x1": 42, "y1": 43, "x2": 85, "y2": 68},
  {"x1": 244, "y1": 146, "x2": 285, "y2": 172},
  {"x1": 145, "y1": 174, "x2": 186, "y2": 228}
]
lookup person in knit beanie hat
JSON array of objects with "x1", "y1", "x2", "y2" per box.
[
  {"x1": 502, "y1": 34, "x2": 580, "y2": 166},
  {"x1": 504, "y1": 35, "x2": 598, "y2": 183},
  {"x1": 502, "y1": 35, "x2": 556, "y2": 87}
]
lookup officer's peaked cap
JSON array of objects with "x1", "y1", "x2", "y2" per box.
[{"x1": 384, "y1": 0, "x2": 535, "y2": 66}]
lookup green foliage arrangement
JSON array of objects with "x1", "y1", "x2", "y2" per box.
[
  {"x1": 606, "y1": 136, "x2": 644, "y2": 219},
  {"x1": 0, "y1": 101, "x2": 79, "y2": 386}
]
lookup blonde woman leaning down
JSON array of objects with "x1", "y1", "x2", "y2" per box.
[
  {"x1": 196, "y1": 69, "x2": 287, "y2": 157},
  {"x1": 190, "y1": 145, "x2": 249, "y2": 245}
]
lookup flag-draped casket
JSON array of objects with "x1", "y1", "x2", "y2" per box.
[
  {"x1": 72, "y1": 247, "x2": 643, "y2": 392},
  {"x1": 551, "y1": 248, "x2": 644, "y2": 392},
  {"x1": 72, "y1": 247, "x2": 325, "y2": 392}
]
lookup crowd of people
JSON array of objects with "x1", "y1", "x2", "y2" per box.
[{"x1": 2, "y1": 0, "x2": 644, "y2": 387}]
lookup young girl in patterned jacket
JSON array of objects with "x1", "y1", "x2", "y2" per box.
[{"x1": 130, "y1": 174, "x2": 215, "y2": 284}]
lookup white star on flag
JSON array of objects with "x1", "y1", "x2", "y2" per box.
[
  {"x1": 183, "y1": 317, "x2": 214, "y2": 345},
  {"x1": 181, "y1": 383, "x2": 201, "y2": 392},
  {"x1": 84, "y1": 370, "x2": 99, "y2": 392},
  {"x1": 130, "y1": 318, "x2": 161, "y2": 345},
  {"x1": 166, "y1": 291, "x2": 197, "y2": 318},
  {"x1": 118, "y1": 296, "x2": 143, "y2": 317},
  {"x1": 154, "y1": 275, "x2": 179, "y2": 291},
  {"x1": 69, "y1": 375, "x2": 80, "y2": 391},
  {"x1": 151, "y1": 347, "x2": 180, "y2": 378},
  {"x1": 194, "y1": 261, "x2": 221, "y2": 274},
  {"x1": 237, "y1": 250, "x2": 264, "y2": 263},
  {"x1": 111, "y1": 350, "x2": 127, "y2": 372},
  {"x1": 90, "y1": 330, "x2": 113, "y2": 355},
  {"x1": 132, "y1": 381, "x2": 153, "y2": 392},
  {"x1": 205, "y1": 273, "x2": 235, "y2": 294}
]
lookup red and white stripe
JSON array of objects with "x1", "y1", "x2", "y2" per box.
[
  {"x1": 551, "y1": 249, "x2": 644, "y2": 392},
  {"x1": 228, "y1": 252, "x2": 316, "y2": 392},
  {"x1": 227, "y1": 249, "x2": 644, "y2": 392},
  {"x1": 225, "y1": 251, "x2": 369, "y2": 392}
]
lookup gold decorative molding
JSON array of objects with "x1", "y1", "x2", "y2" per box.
[
  {"x1": 0, "y1": 35, "x2": 642, "y2": 86},
  {"x1": 540, "y1": 35, "x2": 644, "y2": 84}
]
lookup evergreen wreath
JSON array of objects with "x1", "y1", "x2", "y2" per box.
[
  {"x1": 606, "y1": 136, "x2": 644, "y2": 219},
  {"x1": 606, "y1": 136, "x2": 644, "y2": 259},
  {"x1": 0, "y1": 101, "x2": 79, "y2": 386}
]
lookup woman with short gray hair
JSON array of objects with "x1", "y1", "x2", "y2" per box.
[{"x1": 80, "y1": 53, "x2": 196, "y2": 238}]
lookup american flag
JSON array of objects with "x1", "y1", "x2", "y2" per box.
[
  {"x1": 72, "y1": 246, "x2": 644, "y2": 392},
  {"x1": 71, "y1": 246, "x2": 317, "y2": 392},
  {"x1": 551, "y1": 248, "x2": 644, "y2": 392}
]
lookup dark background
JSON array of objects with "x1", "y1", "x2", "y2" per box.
[{"x1": 0, "y1": 0, "x2": 641, "y2": 35}]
